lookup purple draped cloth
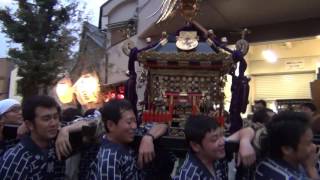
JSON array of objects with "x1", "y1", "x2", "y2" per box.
[
  {"x1": 124, "y1": 43, "x2": 158, "y2": 124},
  {"x1": 228, "y1": 51, "x2": 250, "y2": 133}
]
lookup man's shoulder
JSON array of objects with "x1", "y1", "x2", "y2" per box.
[
  {"x1": 89, "y1": 141, "x2": 140, "y2": 180},
  {"x1": 174, "y1": 166, "x2": 200, "y2": 180},
  {"x1": 97, "y1": 145, "x2": 117, "y2": 157},
  {"x1": 256, "y1": 160, "x2": 292, "y2": 180},
  {"x1": 174, "y1": 172, "x2": 200, "y2": 180},
  {"x1": 101, "y1": 139, "x2": 134, "y2": 156},
  {"x1": 96, "y1": 145, "x2": 129, "y2": 163},
  {"x1": 175, "y1": 155, "x2": 204, "y2": 179},
  {"x1": 1, "y1": 142, "x2": 29, "y2": 159},
  {"x1": 0, "y1": 142, "x2": 31, "y2": 174}
]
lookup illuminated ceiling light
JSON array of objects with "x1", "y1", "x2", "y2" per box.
[
  {"x1": 262, "y1": 49, "x2": 278, "y2": 63},
  {"x1": 284, "y1": 42, "x2": 292, "y2": 48},
  {"x1": 316, "y1": 35, "x2": 320, "y2": 39}
]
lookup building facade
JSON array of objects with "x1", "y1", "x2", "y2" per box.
[
  {"x1": 0, "y1": 58, "x2": 15, "y2": 99},
  {"x1": 98, "y1": 0, "x2": 320, "y2": 113}
]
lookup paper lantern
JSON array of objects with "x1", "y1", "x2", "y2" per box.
[
  {"x1": 56, "y1": 77, "x2": 74, "y2": 104},
  {"x1": 73, "y1": 73, "x2": 100, "y2": 105}
]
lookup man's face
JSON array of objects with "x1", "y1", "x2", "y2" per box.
[
  {"x1": 266, "y1": 111, "x2": 276, "y2": 123},
  {"x1": 301, "y1": 106, "x2": 314, "y2": 118},
  {"x1": 27, "y1": 107, "x2": 60, "y2": 141},
  {"x1": 197, "y1": 128, "x2": 226, "y2": 161},
  {"x1": 109, "y1": 110, "x2": 137, "y2": 144},
  {"x1": 3, "y1": 105, "x2": 23, "y2": 125},
  {"x1": 254, "y1": 103, "x2": 265, "y2": 112},
  {"x1": 285, "y1": 128, "x2": 316, "y2": 165}
]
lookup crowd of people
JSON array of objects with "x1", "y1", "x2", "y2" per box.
[{"x1": 0, "y1": 96, "x2": 320, "y2": 180}]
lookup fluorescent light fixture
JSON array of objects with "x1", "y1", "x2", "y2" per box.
[{"x1": 262, "y1": 49, "x2": 278, "y2": 63}]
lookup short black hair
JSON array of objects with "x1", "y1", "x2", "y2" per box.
[
  {"x1": 184, "y1": 115, "x2": 219, "y2": 147},
  {"x1": 61, "y1": 107, "x2": 82, "y2": 123},
  {"x1": 84, "y1": 108, "x2": 96, "y2": 117},
  {"x1": 255, "y1": 100, "x2": 267, "y2": 107},
  {"x1": 262, "y1": 111, "x2": 310, "y2": 159},
  {"x1": 252, "y1": 108, "x2": 273, "y2": 124},
  {"x1": 301, "y1": 103, "x2": 317, "y2": 112},
  {"x1": 22, "y1": 95, "x2": 61, "y2": 123},
  {"x1": 99, "y1": 99, "x2": 133, "y2": 132}
]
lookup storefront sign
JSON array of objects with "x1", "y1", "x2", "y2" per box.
[{"x1": 285, "y1": 59, "x2": 305, "y2": 70}]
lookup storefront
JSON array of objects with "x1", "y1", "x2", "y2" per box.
[{"x1": 245, "y1": 38, "x2": 320, "y2": 112}]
